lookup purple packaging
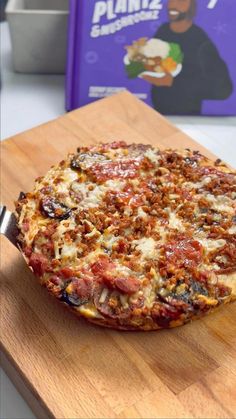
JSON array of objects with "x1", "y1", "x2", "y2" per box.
[{"x1": 66, "y1": 0, "x2": 236, "y2": 115}]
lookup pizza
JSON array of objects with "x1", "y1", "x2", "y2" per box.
[{"x1": 16, "y1": 141, "x2": 236, "y2": 330}]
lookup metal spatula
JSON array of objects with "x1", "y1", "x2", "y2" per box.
[{"x1": 0, "y1": 205, "x2": 19, "y2": 248}]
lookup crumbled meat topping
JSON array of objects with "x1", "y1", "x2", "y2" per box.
[{"x1": 16, "y1": 142, "x2": 236, "y2": 328}]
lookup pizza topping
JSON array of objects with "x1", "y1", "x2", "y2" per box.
[
  {"x1": 22, "y1": 219, "x2": 30, "y2": 232},
  {"x1": 168, "y1": 212, "x2": 185, "y2": 231},
  {"x1": 72, "y1": 277, "x2": 93, "y2": 299},
  {"x1": 16, "y1": 142, "x2": 236, "y2": 330},
  {"x1": 115, "y1": 238, "x2": 130, "y2": 254},
  {"x1": 59, "y1": 266, "x2": 76, "y2": 278},
  {"x1": 40, "y1": 197, "x2": 72, "y2": 220},
  {"x1": 144, "y1": 148, "x2": 161, "y2": 164},
  {"x1": 69, "y1": 185, "x2": 83, "y2": 204},
  {"x1": 162, "y1": 236, "x2": 203, "y2": 269},
  {"x1": 99, "y1": 140, "x2": 128, "y2": 151},
  {"x1": 197, "y1": 238, "x2": 226, "y2": 252},
  {"x1": 94, "y1": 286, "x2": 132, "y2": 319},
  {"x1": 229, "y1": 223, "x2": 236, "y2": 234},
  {"x1": 105, "y1": 190, "x2": 132, "y2": 208},
  {"x1": 184, "y1": 156, "x2": 198, "y2": 168},
  {"x1": 48, "y1": 275, "x2": 65, "y2": 288},
  {"x1": 113, "y1": 276, "x2": 140, "y2": 294},
  {"x1": 45, "y1": 275, "x2": 67, "y2": 298},
  {"x1": 70, "y1": 152, "x2": 108, "y2": 171},
  {"x1": 88, "y1": 159, "x2": 141, "y2": 182},
  {"x1": 29, "y1": 253, "x2": 50, "y2": 276},
  {"x1": 90, "y1": 256, "x2": 140, "y2": 295},
  {"x1": 133, "y1": 237, "x2": 157, "y2": 260},
  {"x1": 99, "y1": 287, "x2": 109, "y2": 304},
  {"x1": 151, "y1": 302, "x2": 183, "y2": 328},
  {"x1": 205, "y1": 195, "x2": 234, "y2": 215},
  {"x1": 61, "y1": 290, "x2": 86, "y2": 307},
  {"x1": 23, "y1": 245, "x2": 32, "y2": 257},
  {"x1": 90, "y1": 256, "x2": 115, "y2": 276},
  {"x1": 61, "y1": 277, "x2": 93, "y2": 307},
  {"x1": 210, "y1": 237, "x2": 236, "y2": 273}
]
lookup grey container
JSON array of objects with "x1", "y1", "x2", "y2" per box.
[{"x1": 6, "y1": 0, "x2": 69, "y2": 73}]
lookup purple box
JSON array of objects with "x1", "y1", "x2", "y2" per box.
[{"x1": 66, "y1": 0, "x2": 236, "y2": 115}]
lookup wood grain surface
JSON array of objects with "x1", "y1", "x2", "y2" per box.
[{"x1": 1, "y1": 92, "x2": 236, "y2": 419}]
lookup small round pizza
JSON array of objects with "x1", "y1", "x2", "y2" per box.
[{"x1": 16, "y1": 141, "x2": 236, "y2": 330}]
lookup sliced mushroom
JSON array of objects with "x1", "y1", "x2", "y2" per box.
[
  {"x1": 60, "y1": 291, "x2": 88, "y2": 307},
  {"x1": 40, "y1": 197, "x2": 72, "y2": 220},
  {"x1": 70, "y1": 152, "x2": 108, "y2": 171}
]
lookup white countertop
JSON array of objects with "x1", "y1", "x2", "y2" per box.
[{"x1": 1, "y1": 21, "x2": 236, "y2": 419}]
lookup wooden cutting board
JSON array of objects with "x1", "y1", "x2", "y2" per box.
[{"x1": 1, "y1": 92, "x2": 236, "y2": 419}]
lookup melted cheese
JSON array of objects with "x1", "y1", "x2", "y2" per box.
[
  {"x1": 70, "y1": 181, "x2": 87, "y2": 196},
  {"x1": 115, "y1": 265, "x2": 134, "y2": 276},
  {"x1": 154, "y1": 224, "x2": 167, "y2": 244},
  {"x1": 197, "y1": 295, "x2": 218, "y2": 306},
  {"x1": 229, "y1": 225, "x2": 236, "y2": 234},
  {"x1": 53, "y1": 219, "x2": 80, "y2": 259},
  {"x1": 206, "y1": 194, "x2": 234, "y2": 215},
  {"x1": 102, "y1": 233, "x2": 119, "y2": 250},
  {"x1": 82, "y1": 248, "x2": 104, "y2": 264},
  {"x1": 144, "y1": 148, "x2": 160, "y2": 164},
  {"x1": 57, "y1": 219, "x2": 76, "y2": 236},
  {"x1": 168, "y1": 212, "x2": 185, "y2": 231},
  {"x1": 137, "y1": 207, "x2": 147, "y2": 219},
  {"x1": 99, "y1": 288, "x2": 109, "y2": 303},
  {"x1": 105, "y1": 179, "x2": 125, "y2": 190},
  {"x1": 197, "y1": 238, "x2": 226, "y2": 252},
  {"x1": 78, "y1": 304, "x2": 103, "y2": 318},
  {"x1": 18, "y1": 199, "x2": 42, "y2": 246},
  {"x1": 55, "y1": 169, "x2": 78, "y2": 195},
  {"x1": 74, "y1": 179, "x2": 125, "y2": 209},
  {"x1": 80, "y1": 184, "x2": 105, "y2": 208},
  {"x1": 124, "y1": 207, "x2": 133, "y2": 217},
  {"x1": 217, "y1": 272, "x2": 236, "y2": 296},
  {"x1": 134, "y1": 237, "x2": 157, "y2": 260},
  {"x1": 184, "y1": 177, "x2": 212, "y2": 189},
  {"x1": 120, "y1": 294, "x2": 129, "y2": 309},
  {"x1": 142, "y1": 283, "x2": 156, "y2": 308},
  {"x1": 63, "y1": 168, "x2": 78, "y2": 184},
  {"x1": 60, "y1": 243, "x2": 77, "y2": 259}
]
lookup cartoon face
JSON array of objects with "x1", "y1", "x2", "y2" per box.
[{"x1": 168, "y1": 0, "x2": 194, "y2": 21}]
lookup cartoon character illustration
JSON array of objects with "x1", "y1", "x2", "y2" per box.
[{"x1": 125, "y1": 0, "x2": 233, "y2": 115}]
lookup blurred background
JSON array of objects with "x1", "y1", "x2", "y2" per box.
[
  {"x1": 1, "y1": 0, "x2": 66, "y2": 140},
  {"x1": 1, "y1": 0, "x2": 235, "y2": 166}
]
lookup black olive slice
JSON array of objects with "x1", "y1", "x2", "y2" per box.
[{"x1": 60, "y1": 291, "x2": 88, "y2": 307}]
